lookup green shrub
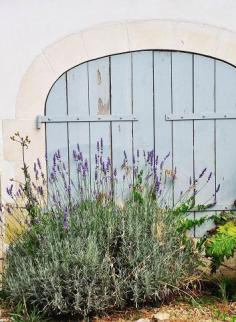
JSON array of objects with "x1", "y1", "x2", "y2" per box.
[
  {"x1": 197, "y1": 211, "x2": 236, "y2": 273},
  {"x1": 3, "y1": 199, "x2": 201, "y2": 318},
  {"x1": 205, "y1": 221, "x2": 236, "y2": 271},
  {"x1": 2, "y1": 133, "x2": 215, "y2": 318}
]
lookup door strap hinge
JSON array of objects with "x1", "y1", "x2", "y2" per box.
[
  {"x1": 165, "y1": 112, "x2": 236, "y2": 121},
  {"x1": 36, "y1": 115, "x2": 138, "y2": 129}
]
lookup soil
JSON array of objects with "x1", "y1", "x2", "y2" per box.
[{"x1": 1, "y1": 298, "x2": 236, "y2": 322}]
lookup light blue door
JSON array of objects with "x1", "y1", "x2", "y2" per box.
[{"x1": 43, "y1": 50, "x2": 236, "y2": 236}]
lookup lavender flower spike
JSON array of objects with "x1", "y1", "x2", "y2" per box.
[
  {"x1": 216, "y1": 184, "x2": 220, "y2": 193},
  {"x1": 207, "y1": 172, "x2": 212, "y2": 182},
  {"x1": 198, "y1": 167, "x2": 207, "y2": 179},
  {"x1": 37, "y1": 158, "x2": 42, "y2": 170},
  {"x1": 63, "y1": 206, "x2": 69, "y2": 230},
  {"x1": 6, "y1": 184, "x2": 13, "y2": 197},
  {"x1": 100, "y1": 138, "x2": 103, "y2": 150}
]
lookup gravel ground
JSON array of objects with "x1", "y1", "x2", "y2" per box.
[
  {"x1": 93, "y1": 300, "x2": 236, "y2": 322},
  {"x1": 1, "y1": 299, "x2": 236, "y2": 321}
]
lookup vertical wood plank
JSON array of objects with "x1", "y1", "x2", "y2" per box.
[
  {"x1": 172, "y1": 52, "x2": 193, "y2": 203},
  {"x1": 216, "y1": 60, "x2": 236, "y2": 209},
  {"x1": 194, "y1": 55, "x2": 215, "y2": 237},
  {"x1": 154, "y1": 51, "x2": 173, "y2": 204},
  {"x1": 67, "y1": 63, "x2": 90, "y2": 195},
  {"x1": 88, "y1": 57, "x2": 111, "y2": 190},
  {"x1": 111, "y1": 53, "x2": 133, "y2": 199},
  {"x1": 46, "y1": 74, "x2": 68, "y2": 175},
  {"x1": 132, "y1": 51, "x2": 154, "y2": 167}
]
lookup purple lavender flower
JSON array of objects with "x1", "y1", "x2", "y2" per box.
[
  {"x1": 37, "y1": 158, "x2": 42, "y2": 170},
  {"x1": 37, "y1": 186, "x2": 44, "y2": 196},
  {"x1": 6, "y1": 184, "x2": 13, "y2": 197},
  {"x1": 155, "y1": 155, "x2": 159, "y2": 165},
  {"x1": 73, "y1": 150, "x2": 77, "y2": 160},
  {"x1": 35, "y1": 169, "x2": 39, "y2": 180},
  {"x1": 123, "y1": 150, "x2": 127, "y2": 160},
  {"x1": 155, "y1": 177, "x2": 160, "y2": 192},
  {"x1": 52, "y1": 194, "x2": 56, "y2": 203},
  {"x1": 164, "y1": 152, "x2": 170, "y2": 160},
  {"x1": 97, "y1": 141, "x2": 100, "y2": 152},
  {"x1": 82, "y1": 165, "x2": 86, "y2": 178},
  {"x1": 207, "y1": 172, "x2": 212, "y2": 182},
  {"x1": 100, "y1": 138, "x2": 103, "y2": 150},
  {"x1": 102, "y1": 161, "x2": 106, "y2": 174},
  {"x1": 160, "y1": 161, "x2": 164, "y2": 170},
  {"x1": 95, "y1": 170, "x2": 98, "y2": 181},
  {"x1": 67, "y1": 184, "x2": 71, "y2": 198},
  {"x1": 137, "y1": 149, "x2": 140, "y2": 158},
  {"x1": 95, "y1": 154, "x2": 98, "y2": 165},
  {"x1": 106, "y1": 158, "x2": 111, "y2": 171},
  {"x1": 34, "y1": 162, "x2": 37, "y2": 173},
  {"x1": 84, "y1": 159, "x2": 89, "y2": 172},
  {"x1": 57, "y1": 150, "x2": 61, "y2": 160},
  {"x1": 77, "y1": 163, "x2": 81, "y2": 173},
  {"x1": 63, "y1": 207, "x2": 69, "y2": 230},
  {"x1": 113, "y1": 168, "x2": 117, "y2": 177},
  {"x1": 50, "y1": 172, "x2": 56, "y2": 181},
  {"x1": 199, "y1": 167, "x2": 207, "y2": 179},
  {"x1": 53, "y1": 153, "x2": 57, "y2": 167}
]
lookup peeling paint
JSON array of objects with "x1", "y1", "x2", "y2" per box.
[
  {"x1": 98, "y1": 98, "x2": 109, "y2": 115},
  {"x1": 97, "y1": 69, "x2": 102, "y2": 85}
]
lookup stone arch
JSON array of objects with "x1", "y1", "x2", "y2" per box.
[{"x1": 3, "y1": 19, "x2": 236, "y2": 192}]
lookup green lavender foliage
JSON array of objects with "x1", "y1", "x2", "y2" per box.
[
  {"x1": 2, "y1": 134, "x2": 213, "y2": 318},
  {"x1": 3, "y1": 199, "x2": 201, "y2": 318}
]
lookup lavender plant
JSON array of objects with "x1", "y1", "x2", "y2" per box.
[{"x1": 2, "y1": 133, "x2": 217, "y2": 318}]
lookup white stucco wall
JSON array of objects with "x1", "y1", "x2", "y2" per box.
[
  {"x1": 1, "y1": 0, "x2": 236, "y2": 119},
  {"x1": 2, "y1": 0, "x2": 236, "y2": 201}
]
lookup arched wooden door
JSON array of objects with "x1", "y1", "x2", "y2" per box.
[{"x1": 41, "y1": 51, "x2": 236, "y2": 235}]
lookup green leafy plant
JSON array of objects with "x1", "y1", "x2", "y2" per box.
[
  {"x1": 9, "y1": 301, "x2": 48, "y2": 322},
  {"x1": 201, "y1": 213, "x2": 236, "y2": 272}
]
